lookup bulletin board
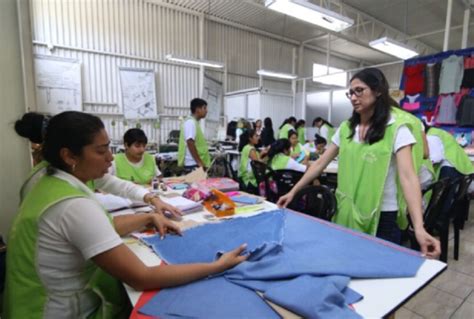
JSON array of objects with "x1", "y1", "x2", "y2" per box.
[{"x1": 119, "y1": 67, "x2": 158, "y2": 119}]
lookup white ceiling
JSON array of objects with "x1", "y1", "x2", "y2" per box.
[{"x1": 164, "y1": 0, "x2": 474, "y2": 65}]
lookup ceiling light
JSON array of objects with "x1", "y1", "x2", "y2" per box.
[
  {"x1": 265, "y1": 0, "x2": 353, "y2": 32},
  {"x1": 257, "y1": 69, "x2": 297, "y2": 80},
  {"x1": 369, "y1": 37, "x2": 419, "y2": 60},
  {"x1": 166, "y1": 54, "x2": 224, "y2": 68}
]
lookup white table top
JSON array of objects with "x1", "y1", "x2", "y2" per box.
[{"x1": 124, "y1": 202, "x2": 446, "y2": 318}]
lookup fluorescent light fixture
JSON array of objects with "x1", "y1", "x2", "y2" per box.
[
  {"x1": 265, "y1": 0, "x2": 353, "y2": 32},
  {"x1": 312, "y1": 63, "x2": 347, "y2": 87},
  {"x1": 257, "y1": 69, "x2": 297, "y2": 80},
  {"x1": 165, "y1": 54, "x2": 224, "y2": 68},
  {"x1": 369, "y1": 37, "x2": 419, "y2": 60}
]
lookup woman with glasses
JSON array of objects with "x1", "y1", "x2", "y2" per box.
[{"x1": 278, "y1": 68, "x2": 440, "y2": 259}]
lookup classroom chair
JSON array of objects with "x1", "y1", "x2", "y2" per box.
[
  {"x1": 288, "y1": 185, "x2": 336, "y2": 221},
  {"x1": 250, "y1": 161, "x2": 275, "y2": 201},
  {"x1": 270, "y1": 170, "x2": 304, "y2": 202}
]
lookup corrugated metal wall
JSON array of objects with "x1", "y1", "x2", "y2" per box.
[{"x1": 30, "y1": 0, "x2": 373, "y2": 143}]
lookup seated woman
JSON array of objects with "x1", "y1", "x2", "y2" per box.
[
  {"x1": 289, "y1": 131, "x2": 309, "y2": 165},
  {"x1": 4, "y1": 111, "x2": 247, "y2": 318},
  {"x1": 238, "y1": 129, "x2": 267, "y2": 195},
  {"x1": 268, "y1": 139, "x2": 307, "y2": 173},
  {"x1": 111, "y1": 128, "x2": 161, "y2": 185},
  {"x1": 304, "y1": 134, "x2": 328, "y2": 160}
]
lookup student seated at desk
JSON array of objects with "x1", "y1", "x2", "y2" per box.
[
  {"x1": 304, "y1": 134, "x2": 327, "y2": 160},
  {"x1": 268, "y1": 138, "x2": 307, "y2": 173},
  {"x1": 278, "y1": 68, "x2": 440, "y2": 258},
  {"x1": 110, "y1": 128, "x2": 161, "y2": 185},
  {"x1": 5, "y1": 111, "x2": 248, "y2": 319},
  {"x1": 238, "y1": 129, "x2": 267, "y2": 195},
  {"x1": 289, "y1": 130, "x2": 309, "y2": 165},
  {"x1": 178, "y1": 98, "x2": 211, "y2": 174}
]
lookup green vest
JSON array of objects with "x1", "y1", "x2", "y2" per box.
[
  {"x1": 177, "y1": 117, "x2": 211, "y2": 167},
  {"x1": 238, "y1": 144, "x2": 259, "y2": 187},
  {"x1": 322, "y1": 124, "x2": 335, "y2": 143},
  {"x1": 334, "y1": 117, "x2": 410, "y2": 235},
  {"x1": 278, "y1": 123, "x2": 294, "y2": 139},
  {"x1": 391, "y1": 107, "x2": 423, "y2": 174},
  {"x1": 428, "y1": 128, "x2": 474, "y2": 176},
  {"x1": 297, "y1": 127, "x2": 306, "y2": 144},
  {"x1": 4, "y1": 175, "x2": 128, "y2": 318},
  {"x1": 270, "y1": 153, "x2": 291, "y2": 171},
  {"x1": 114, "y1": 152, "x2": 156, "y2": 185}
]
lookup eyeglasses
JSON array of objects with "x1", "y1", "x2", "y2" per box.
[{"x1": 345, "y1": 87, "x2": 368, "y2": 99}]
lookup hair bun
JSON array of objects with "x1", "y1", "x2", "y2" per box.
[{"x1": 14, "y1": 112, "x2": 44, "y2": 144}]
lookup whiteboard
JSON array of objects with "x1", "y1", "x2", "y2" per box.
[
  {"x1": 34, "y1": 55, "x2": 82, "y2": 114},
  {"x1": 202, "y1": 75, "x2": 223, "y2": 122},
  {"x1": 119, "y1": 68, "x2": 158, "y2": 119}
]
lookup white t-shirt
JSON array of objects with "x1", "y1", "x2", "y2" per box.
[
  {"x1": 183, "y1": 118, "x2": 198, "y2": 166},
  {"x1": 319, "y1": 125, "x2": 329, "y2": 140},
  {"x1": 332, "y1": 119, "x2": 416, "y2": 211},
  {"x1": 109, "y1": 153, "x2": 161, "y2": 177},
  {"x1": 285, "y1": 157, "x2": 307, "y2": 173},
  {"x1": 427, "y1": 134, "x2": 453, "y2": 168},
  {"x1": 19, "y1": 169, "x2": 149, "y2": 317}
]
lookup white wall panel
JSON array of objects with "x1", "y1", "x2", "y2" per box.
[{"x1": 260, "y1": 93, "x2": 293, "y2": 132}]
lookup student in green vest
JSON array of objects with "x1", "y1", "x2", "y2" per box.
[
  {"x1": 278, "y1": 68, "x2": 440, "y2": 258},
  {"x1": 238, "y1": 129, "x2": 267, "y2": 195},
  {"x1": 4, "y1": 111, "x2": 248, "y2": 319},
  {"x1": 278, "y1": 116, "x2": 296, "y2": 139},
  {"x1": 426, "y1": 124, "x2": 474, "y2": 221},
  {"x1": 289, "y1": 130, "x2": 309, "y2": 165},
  {"x1": 178, "y1": 98, "x2": 211, "y2": 174},
  {"x1": 111, "y1": 128, "x2": 161, "y2": 185},
  {"x1": 268, "y1": 138, "x2": 307, "y2": 173},
  {"x1": 313, "y1": 117, "x2": 335, "y2": 144},
  {"x1": 295, "y1": 119, "x2": 306, "y2": 145}
]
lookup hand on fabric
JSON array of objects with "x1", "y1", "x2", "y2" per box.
[
  {"x1": 415, "y1": 227, "x2": 441, "y2": 259},
  {"x1": 151, "y1": 197, "x2": 183, "y2": 220},
  {"x1": 149, "y1": 213, "x2": 182, "y2": 239},
  {"x1": 215, "y1": 244, "x2": 248, "y2": 272},
  {"x1": 277, "y1": 192, "x2": 294, "y2": 208}
]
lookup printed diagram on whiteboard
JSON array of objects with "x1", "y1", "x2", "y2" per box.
[
  {"x1": 119, "y1": 68, "x2": 158, "y2": 119},
  {"x1": 34, "y1": 56, "x2": 82, "y2": 114},
  {"x1": 202, "y1": 75, "x2": 223, "y2": 123}
]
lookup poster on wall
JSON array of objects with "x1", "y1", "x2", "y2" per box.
[
  {"x1": 202, "y1": 74, "x2": 223, "y2": 122},
  {"x1": 34, "y1": 55, "x2": 82, "y2": 114},
  {"x1": 119, "y1": 67, "x2": 158, "y2": 119}
]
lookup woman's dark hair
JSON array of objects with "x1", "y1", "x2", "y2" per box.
[
  {"x1": 348, "y1": 68, "x2": 391, "y2": 144},
  {"x1": 313, "y1": 117, "x2": 333, "y2": 128},
  {"x1": 279, "y1": 117, "x2": 296, "y2": 130},
  {"x1": 42, "y1": 111, "x2": 105, "y2": 172},
  {"x1": 238, "y1": 129, "x2": 256, "y2": 152},
  {"x1": 123, "y1": 128, "x2": 148, "y2": 146},
  {"x1": 14, "y1": 112, "x2": 47, "y2": 144},
  {"x1": 264, "y1": 117, "x2": 273, "y2": 129},
  {"x1": 314, "y1": 134, "x2": 327, "y2": 145},
  {"x1": 268, "y1": 138, "x2": 291, "y2": 163},
  {"x1": 288, "y1": 130, "x2": 298, "y2": 140},
  {"x1": 295, "y1": 119, "x2": 306, "y2": 129}
]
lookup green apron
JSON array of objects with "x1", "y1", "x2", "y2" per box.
[
  {"x1": 278, "y1": 123, "x2": 295, "y2": 139},
  {"x1": 297, "y1": 127, "x2": 306, "y2": 144},
  {"x1": 114, "y1": 152, "x2": 156, "y2": 185},
  {"x1": 4, "y1": 175, "x2": 128, "y2": 319},
  {"x1": 270, "y1": 154, "x2": 291, "y2": 171},
  {"x1": 322, "y1": 124, "x2": 335, "y2": 143},
  {"x1": 238, "y1": 144, "x2": 259, "y2": 187},
  {"x1": 177, "y1": 117, "x2": 211, "y2": 167}
]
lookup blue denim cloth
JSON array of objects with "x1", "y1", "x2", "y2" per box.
[
  {"x1": 140, "y1": 210, "x2": 424, "y2": 318},
  {"x1": 376, "y1": 211, "x2": 402, "y2": 244}
]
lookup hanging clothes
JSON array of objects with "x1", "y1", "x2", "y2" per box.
[
  {"x1": 435, "y1": 94, "x2": 464, "y2": 125},
  {"x1": 400, "y1": 94, "x2": 421, "y2": 112},
  {"x1": 424, "y1": 62, "x2": 441, "y2": 97},
  {"x1": 439, "y1": 55, "x2": 464, "y2": 94},
  {"x1": 456, "y1": 95, "x2": 474, "y2": 126},
  {"x1": 403, "y1": 63, "x2": 425, "y2": 95}
]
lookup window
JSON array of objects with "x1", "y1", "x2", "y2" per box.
[{"x1": 312, "y1": 63, "x2": 347, "y2": 87}]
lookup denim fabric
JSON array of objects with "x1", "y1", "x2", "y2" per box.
[{"x1": 376, "y1": 211, "x2": 402, "y2": 244}]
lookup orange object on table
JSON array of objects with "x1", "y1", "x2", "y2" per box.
[{"x1": 203, "y1": 189, "x2": 236, "y2": 217}]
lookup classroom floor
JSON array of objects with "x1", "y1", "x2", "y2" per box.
[{"x1": 396, "y1": 202, "x2": 474, "y2": 318}]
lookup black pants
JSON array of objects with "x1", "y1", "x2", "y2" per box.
[{"x1": 376, "y1": 211, "x2": 401, "y2": 244}]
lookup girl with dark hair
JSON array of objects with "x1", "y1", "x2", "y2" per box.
[
  {"x1": 238, "y1": 129, "x2": 267, "y2": 194},
  {"x1": 278, "y1": 68, "x2": 440, "y2": 258},
  {"x1": 110, "y1": 128, "x2": 162, "y2": 185},
  {"x1": 295, "y1": 119, "x2": 306, "y2": 145},
  {"x1": 261, "y1": 117, "x2": 275, "y2": 147},
  {"x1": 288, "y1": 130, "x2": 309, "y2": 164},
  {"x1": 312, "y1": 117, "x2": 335, "y2": 143},
  {"x1": 278, "y1": 116, "x2": 297, "y2": 139},
  {"x1": 268, "y1": 138, "x2": 306, "y2": 173},
  {"x1": 6, "y1": 111, "x2": 247, "y2": 318}
]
